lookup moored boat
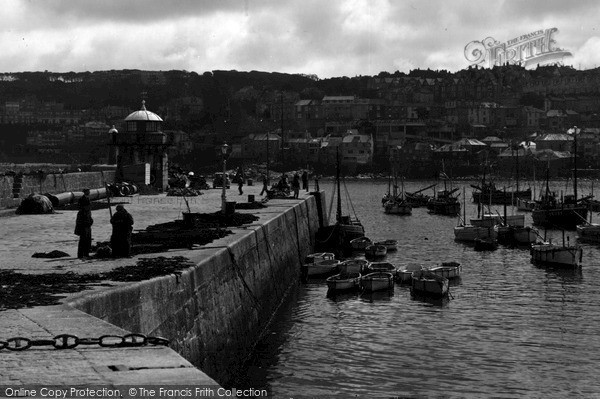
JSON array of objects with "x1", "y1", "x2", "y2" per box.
[
  {"x1": 360, "y1": 272, "x2": 395, "y2": 292},
  {"x1": 495, "y1": 225, "x2": 539, "y2": 245},
  {"x1": 365, "y1": 244, "x2": 387, "y2": 258},
  {"x1": 428, "y1": 188, "x2": 461, "y2": 216},
  {"x1": 427, "y1": 261, "x2": 461, "y2": 279},
  {"x1": 530, "y1": 241, "x2": 582, "y2": 267},
  {"x1": 454, "y1": 225, "x2": 497, "y2": 242},
  {"x1": 516, "y1": 197, "x2": 536, "y2": 212},
  {"x1": 396, "y1": 263, "x2": 424, "y2": 283},
  {"x1": 577, "y1": 223, "x2": 600, "y2": 242},
  {"x1": 411, "y1": 270, "x2": 449, "y2": 298},
  {"x1": 326, "y1": 272, "x2": 361, "y2": 292},
  {"x1": 384, "y1": 199, "x2": 412, "y2": 215},
  {"x1": 374, "y1": 239, "x2": 398, "y2": 252},
  {"x1": 315, "y1": 148, "x2": 365, "y2": 256},
  {"x1": 405, "y1": 183, "x2": 436, "y2": 208},
  {"x1": 470, "y1": 213, "x2": 525, "y2": 228},
  {"x1": 302, "y1": 252, "x2": 341, "y2": 277},
  {"x1": 367, "y1": 261, "x2": 396, "y2": 275},
  {"x1": 350, "y1": 236, "x2": 372, "y2": 251},
  {"x1": 339, "y1": 258, "x2": 369, "y2": 274}
]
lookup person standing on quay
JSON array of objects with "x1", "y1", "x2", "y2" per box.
[
  {"x1": 74, "y1": 189, "x2": 93, "y2": 259},
  {"x1": 237, "y1": 167, "x2": 244, "y2": 195},
  {"x1": 110, "y1": 204, "x2": 134, "y2": 257},
  {"x1": 260, "y1": 173, "x2": 269, "y2": 196},
  {"x1": 292, "y1": 173, "x2": 301, "y2": 199},
  {"x1": 301, "y1": 170, "x2": 309, "y2": 192}
]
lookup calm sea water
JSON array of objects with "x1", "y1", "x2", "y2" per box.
[{"x1": 236, "y1": 179, "x2": 600, "y2": 399}]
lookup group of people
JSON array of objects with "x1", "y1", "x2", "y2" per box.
[
  {"x1": 74, "y1": 188, "x2": 134, "y2": 259},
  {"x1": 259, "y1": 170, "x2": 310, "y2": 199}
]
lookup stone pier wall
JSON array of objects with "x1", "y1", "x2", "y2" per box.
[{"x1": 69, "y1": 192, "x2": 326, "y2": 386}]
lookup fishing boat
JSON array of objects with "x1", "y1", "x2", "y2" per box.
[
  {"x1": 349, "y1": 236, "x2": 372, "y2": 251},
  {"x1": 383, "y1": 174, "x2": 412, "y2": 215},
  {"x1": 427, "y1": 169, "x2": 460, "y2": 216},
  {"x1": 470, "y1": 213, "x2": 525, "y2": 228},
  {"x1": 302, "y1": 252, "x2": 341, "y2": 277},
  {"x1": 384, "y1": 198, "x2": 412, "y2": 215},
  {"x1": 405, "y1": 183, "x2": 436, "y2": 208},
  {"x1": 315, "y1": 150, "x2": 366, "y2": 255},
  {"x1": 426, "y1": 261, "x2": 462, "y2": 279},
  {"x1": 374, "y1": 239, "x2": 398, "y2": 252},
  {"x1": 365, "y1": 244, "x2": 387, "y2": 258},
  {"x1": 428, "y1": 187, "x2": 461, "y2": 216},
  {"x1": 326, "y1": 272, "x2": 361, "y2": 292},
  {"x1": 530, "y1": 240, "x2": 583, "y2": 267},
  {"x1": 532, "y1": 128, "x2": 589, "y2": 230},
  {"x1": 492, "y1": 188, "x2": 538, "y2": 245},
  {"x1": 339, "y1": 258, "x2": 369, "y2": 274},
  {"x1": 396, "y1": 263, "x2": 424, "y2": 283},
  {"x1": 472, "y1": 181, "x2": 531, "y2": 205},
  {"x1": 411, "y1": 270, "x2": 449, "y2": 298},
  {"x1": 495, "y1": 225, "x2": 539, "y2": 245},
  {"x1": 360, "y1": 272, "x2": 395, "y2": 292},
  {"x1": 471, "y1": 158, "x2": 531, "y2": 205},
  {"x1": 454, "y1": 188, "x2": 497, "y2": 242},
  {"x1": 367, "y1": 261, "x2": 396, "y2": 275}
]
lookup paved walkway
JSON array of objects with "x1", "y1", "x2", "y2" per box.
[{"x1": 0, "y1": 182, "x2": 311, "y2": 389}]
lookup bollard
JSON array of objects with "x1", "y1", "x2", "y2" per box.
[{"x1": 225, "y1": 201, "x2": 236, "y2": 215}]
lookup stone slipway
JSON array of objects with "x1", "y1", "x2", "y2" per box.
[{"x1": 0, "y1": 184, "x2": 325, "y2": 391}]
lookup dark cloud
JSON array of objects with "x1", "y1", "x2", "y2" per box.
[{"x1": 3, "y1": 0, "x2": 600, "y2": 77}]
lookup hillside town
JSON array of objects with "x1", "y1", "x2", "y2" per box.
[{"x1": 1, "y1": 64, "x2": 599, "y2": 178}]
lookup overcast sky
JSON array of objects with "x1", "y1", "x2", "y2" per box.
[{"x1": 3, "y1": 0, "x2": 600, "y2": 78}]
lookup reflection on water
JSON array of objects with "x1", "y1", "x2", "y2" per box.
[{"x1": 237, "y1": 179, "x2": 600, "y2": 398}]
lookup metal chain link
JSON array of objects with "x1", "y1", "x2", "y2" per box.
[{"x1": 0, "y1": 333, "x2": 169, "y2": 351}]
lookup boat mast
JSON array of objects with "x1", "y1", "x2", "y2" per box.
[
  {"x1": 336, "y1": 148, "x2": 342, "y2": 223},
  {"x1": 573, "y1": 127, "x2": 578, "y2": 200},
  {"x1": 515, "y1": 143, "x2": 520, "y2": 193}
]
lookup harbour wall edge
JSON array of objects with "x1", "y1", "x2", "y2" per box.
[{"x1": 68, "y1": 192, "x2": 327, "y2": 386}]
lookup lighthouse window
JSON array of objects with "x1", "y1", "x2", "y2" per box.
[{"x1": 127, "y1": 121, "x2": 136, "y2": 132}]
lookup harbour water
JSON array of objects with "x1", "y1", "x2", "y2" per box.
[{"x1": 236, "y1": 179, "x2": 600, "y2": 398}]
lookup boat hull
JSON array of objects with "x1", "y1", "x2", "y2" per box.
[
  {"x1": 577, "y1": 224, "x2": 600, "y2": 242},
  {"x1": 384, "y1": 201, "x2": 412, "y2": 215},
  {"x1": 326, "y1": 272, "x2": 360, "y2": 292},
  {"x1": 339, "y1": 259, "x2": 369, "y2": 274},
  {"x1": 530, "y1": 243, "x2": 583, "y2": 267},
  {"x1": 303, "y1": 260, "x2": 340, "y2": 277},
  {"x1": 471, "y1": 214, "x2": 525, "y2": 228},
  {"x1": 428, "y1": 200, "x2": 461, "y2": 216},
  {"x1": 360, "y1": 272, "x2": 394, "y2": 292},
  {"x1": 365, "y1": 245, "x2": 387, "y2": 258},
  {"x1": 472, "y1": 188, "x2": 531, "y2": 205},
  {"x1": 350, "y1": 237, "x2": 372, "y2": 251},
  {"x1": 427, "y1": 262, "x2": 461, "y2": 279},
  {"x1": 454, "y1": 225, "x2": 497, "y2": 242},
  {"x1": 532, "y1": 207, "x2": 588, "y2": 230},
  {"x1": 411, "y1": 271, "x2": 449, "y2": 297}
]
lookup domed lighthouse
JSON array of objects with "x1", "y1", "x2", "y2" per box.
[{"x1": 113, "y1": 101, "x2": 169, "y2": 190}]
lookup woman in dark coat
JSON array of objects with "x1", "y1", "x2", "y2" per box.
[
  {"x1": 110, "y1": 204, "x2": 134, "y2": 257},
  {"x1": 74, "y1": 204, "x2": 93, "y2": 259}
]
